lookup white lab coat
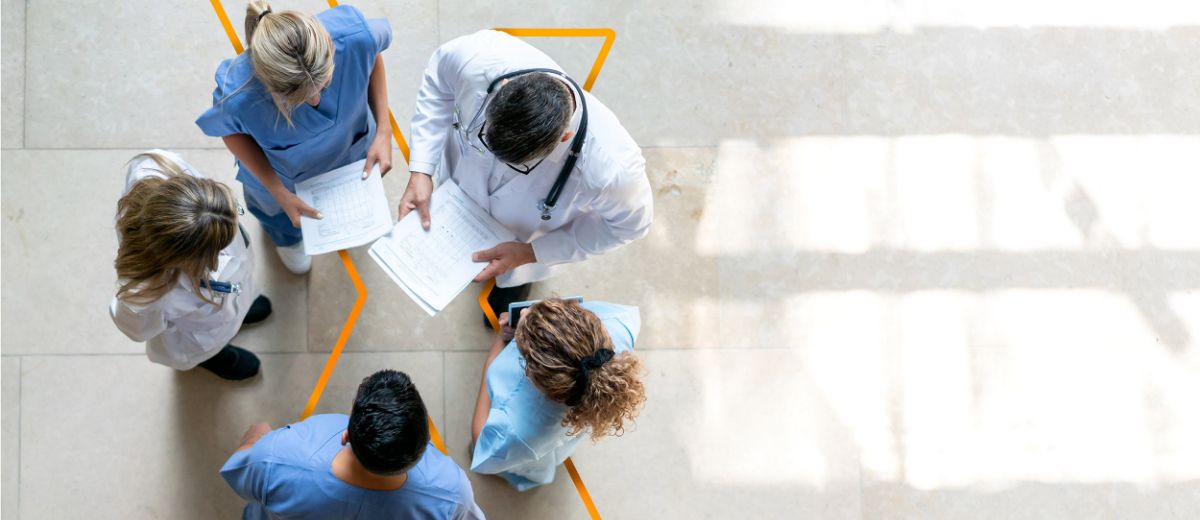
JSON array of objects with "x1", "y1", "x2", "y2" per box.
[
  {"x1": 109, "y1": 151, "x2": 257, "y2": 370},
  {"x1": 409, "y1": 30, "x2": 653, "y2": 287}
]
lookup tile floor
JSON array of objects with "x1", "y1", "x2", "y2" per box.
[{"x1": 4, "y1": 1, "x2": 1200, "y2": 518}]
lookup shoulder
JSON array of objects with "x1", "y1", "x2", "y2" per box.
[
  {"x1": 260, "y1": 414, "x2": 348, "y2": 462},
  {"x1": 585, "y1": 301, "x2": 642, "y2": 349},
  {"x1": 578, "y1": 94, "x2": 644, "y2": 189},
  {"x1": 209, "y1": 54, "x2": 265, "y2": 111},
  {"x1": 438, "y1": 30, "x2": 556, "y2": 74},
  {"x1": 319, "y1": 5, "x2": 371, "y2": 43},
  {"x1": 213, "y1": 54, "x2": 254, "y2": 96},
  {"x1": 408, "y1": 444, "x2": 477, "y2": 503}
]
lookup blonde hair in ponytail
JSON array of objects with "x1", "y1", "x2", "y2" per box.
[
  {"x1": 516, "y1": 298, "x2": 647, "y2": 440},
  {"x1": 115, "y1": 153, "x2": 239, "y2": 306},
  {"x1": 244, "y1": 0, "x2": 335, "y2": 126}
]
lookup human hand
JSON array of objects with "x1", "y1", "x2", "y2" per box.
[
  {"x1": 363, "y1": 132, "x2": 393, "y2": 179},
  {"x1": 472, "y1": 242, "x2": 536, "y2": 282},
  {"x1": 398, "y1": 171, "x2": 433, "y2": 230},
  {"x1": 497, "y1": 312, "x2": 516, "y2": 342},
  {"x1": 275, "y1": 189, "x2": 322, "y2": 228}
]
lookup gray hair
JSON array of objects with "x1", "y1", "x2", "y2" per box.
[{"x1": 484, "y1": 74, "x2": 573, "y2": 165}]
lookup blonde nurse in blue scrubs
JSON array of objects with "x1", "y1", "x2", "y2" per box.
[
  {"x1": 196, "y1": 1, "x2": 393, "y2": 274},
  {"x1": 470, "y1": 297, "x2": 647, "y2": 490}
]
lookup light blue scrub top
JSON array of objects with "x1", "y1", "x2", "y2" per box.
[
  {"x1": 221, "y1": 414, "x2": 485, "y2": 520},
  {"x1": 470, "y1": 301, "x2": 640, "y2": 491},
  {"x1": 196, "y1": 5, "x2": 390, "y2": 193}
]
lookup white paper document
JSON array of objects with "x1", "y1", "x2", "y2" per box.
[
  {"x1": 295, "y1": 159, "x2": 392, "y2": 256},
  {"x1": 369, "y1": 181, "x2": 517, "y2": 316}
]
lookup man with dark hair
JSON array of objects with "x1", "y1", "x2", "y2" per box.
[
  {"x1": 400, "y1": 30, "x2": 654, "y2": 318},
  {"x1": 221, "y1": 370, "x2": 484, "y2": 519}
]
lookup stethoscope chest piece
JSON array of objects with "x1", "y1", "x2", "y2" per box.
[{"x1": 538, "y1": 199, "x2": 554, "y2": 221}]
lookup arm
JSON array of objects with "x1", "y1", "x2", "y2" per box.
[
  {"x1": 221, "y1": 134, "x2": 320, "y2": 227},
  {"x1": 109, "y1": 298, "x2": 169, "y2": 342},
  {"x1": 363, "y1": 54, "x2": 393, "y2": 178},
  {"x1": 471, "y1": 313, "x2": 514, "y2": 445},
  {"x1": 399, "y1": 39, "x2": 468, "y2": 229}
]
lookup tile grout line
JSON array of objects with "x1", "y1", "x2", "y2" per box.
[
  {"x1": 16, "y1": 356, "x2": 22, "y2": 519},
  {"x1": 441, "y1": 350, "x2": 447, "y2": 451},
  {"x1": 22, "y1": 0, "x2": 28, "y2": 149}
]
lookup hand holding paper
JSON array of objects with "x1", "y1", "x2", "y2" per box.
[
  {"x1": 370, "y1": 181, "x2": 517, "y2": 315},
  {"x1": 295, "y1": 159, "x2": 392, "y2": 256}
]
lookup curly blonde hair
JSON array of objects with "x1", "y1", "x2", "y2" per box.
[{"x1": 515, "y1": 298, "x2": 646, "y2": 440}]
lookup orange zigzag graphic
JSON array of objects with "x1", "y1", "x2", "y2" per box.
[{"x1": 207, "y1": 3, "x2": 611, "y2": 516}]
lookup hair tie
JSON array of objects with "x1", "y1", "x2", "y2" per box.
[
  {"x1": 256, "y1": 9, "x2": 272, "y2": 23},
  {"x1": 565, "y1": 349, "x2": 614, "y2": 407}
]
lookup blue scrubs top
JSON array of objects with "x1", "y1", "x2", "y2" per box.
[
  {"x1": 221, "y1": 414, "x2": 485, "y2": 520},
  {"x1": 196, "y1": 5, "x2": 391, "y2": 193},
  {"x1": 470, "y1": 301, "x2": 641, "y2": 491}
]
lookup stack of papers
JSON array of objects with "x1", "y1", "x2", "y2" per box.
[
  {"x1": 295, "y1": 159, "x2": 392, "y2": 256},
  {"x1": 369, "y1": 182, "x2": 516, "y2": 316}
]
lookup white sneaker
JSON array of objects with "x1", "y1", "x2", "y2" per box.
[{"x1": 275, "y1": 242, "x2": 312, "y2": 274}]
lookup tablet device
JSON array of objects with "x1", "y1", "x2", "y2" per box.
[{"x1": 508, "y1": 296, "x2": 584, "y2": 328}]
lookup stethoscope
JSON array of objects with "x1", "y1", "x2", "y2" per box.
[
  {"x1": 458, "y1": 68, "x2": 589, "y2": 221},
  {"x1": 200, "y1": 221, "x2": 250, "y2": 295},
  {"x1": 202, "y1": 280, "x2": 241, "y2": 294}
]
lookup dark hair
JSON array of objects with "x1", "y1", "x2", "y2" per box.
[
  {"x1": 484, "y1": 73, "x2": 573, "y2": 165},
  {"x1": 347, "y1": 370, "x2": 430, "y2": 475}
]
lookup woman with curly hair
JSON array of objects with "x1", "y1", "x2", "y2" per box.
[{"x1": 469, "y1": 297, "x2": 646, "y2": 490}]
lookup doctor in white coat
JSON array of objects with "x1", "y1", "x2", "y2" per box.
[
  {"x1": 398, "y1": 30, "x2": 653, "y2": 314},
  {"x1": 110, "y1": 150, "x2": 271, "y2": 380}
]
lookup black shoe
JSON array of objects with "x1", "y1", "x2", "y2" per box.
[
  {"x1": 198, "y1": 345, "x2": 261, "y2": 380},
  {"x1": 243, "y1": 296, "x2": 272, "y2": 325},
  {"x1": 483, "y1": 283, "x2": 533, "y2": 329}
]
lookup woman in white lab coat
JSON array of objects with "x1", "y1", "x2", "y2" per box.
[
  {"x1": 398, "y1": 30, "x2": 654, "y2": 316},
  {"x1": 110, "y1": 151, "x2": 270, "y2": 380}
]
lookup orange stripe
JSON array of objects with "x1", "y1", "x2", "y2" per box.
[
  {"x1": 209, "y1": 0, "x2": 243, "y2": 54},
  {"x1": 479, "y1": 279, "x2": 499, "y2": 330},
  {"x1": 299, "y1": 250, "x2": 366, "y2": 420},
  {"x1": 564, "y1": 458, "x2": 602, "y2": 519},
  {"x1": 493, "y1": 28, "x2": 617, "y2": 91}
]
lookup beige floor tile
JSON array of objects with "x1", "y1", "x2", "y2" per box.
[
  {"x1": 2, "y1": 358, "x2": 19, "y2": 520},
  {"x1": 2, "y1": 150, "x2": 144, "y2": 355},
  {"x1": 18, "y1": 352, "x2": 443, "y2": 520},
  {"x1": 861, "y1": 481, "x2": 1200, "y2": 520},
  {"x1": 575, "y1": 349, "x2": 860, "y2": 518},
  {"x1": 1, "y1": 0, "x2": 24, "y2": 148},
  {"x1": 443, "y1": 352, "x2": 589, "y2": 520},
  {"x1": 435, "y1": 0, "x2": 847, "y2": 147},
  {"x1": 33, "y1": 0, "x2": 436, "y2": 151},
  {"x1": 0, "y1": 150, "x2": 307, "y2": 355},
  {"x1": 438, "y1": 3, "x2": 1200, "y2": 146},
  {"x1": 24, "y1": 1, "x2": 234, "y2": 149}
]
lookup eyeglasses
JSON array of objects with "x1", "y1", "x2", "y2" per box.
[{"x1": 478, "y1": 122, "x2": 545, "y2": 175}]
